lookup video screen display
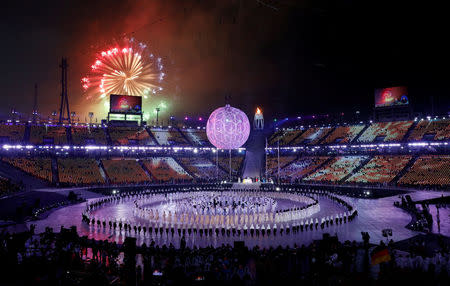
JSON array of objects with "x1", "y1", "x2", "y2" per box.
[
  {"x1": 110, "y1": 94, "x2": 142, "y2": 114},
  {"x1": 375, "y1": 86, "x2": 409, "y2": 108}
]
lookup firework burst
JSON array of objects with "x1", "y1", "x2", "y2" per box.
[{"x1": 82, "y1": 38, "x2": 164, "y2": 104}]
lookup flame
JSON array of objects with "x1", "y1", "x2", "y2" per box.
[{"x1": 256, "y1": 107, "x2": 262, "y2": 115}]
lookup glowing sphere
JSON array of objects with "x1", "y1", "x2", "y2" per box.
[{"x1": 206, "y1": 104, "x2": 250, "y2": 149}]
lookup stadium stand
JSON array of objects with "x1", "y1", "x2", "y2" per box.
[
  {"x1": 3, "y1": 157, "x2": 52, "y2": 182},
  {"x1": 57, "y1": 158, "x2": 104, "y2": 185},
  {"x1": 398, "y1": 155, "x2": 450, "y2": 187},
  {"x1": 407, "y1": 118, "x2": 450, "y2": 141},
  {"x1": 142, "y1": 157, "x2": 192, "y2": 182},
  {"x1": 266, "y1": 155, "x2": 297, "y2": 175},
  {"x1": 108, "y1": 127, "x2": 156, "y2": 145},
  {"x1": 267, "y1": 129, "x2": 303, "y2": 146},
  {"x1": 150, "y1": 128, "x2": 190, "y2": 146},
  {"x1": 0, "y1": 124, "x2": 25, "y2": 143},
  {"x1": 215, "y1": 155, "x2": 244, "y2": 175},
  {"x1": 357, "y1": 120, "x2": 413, "y2": 142},
  {"x1": 322, "y1": 125, "x2": 365, "y2": 144},
  {"x1": 346, "y1": 155, "x2": 412, "y2": 184},
  {"x1": 29, "y1": 126, "x2": 67, "y2": 145},
  {"x1": 182, "y1": 128, "x2": 210, "y2": 146},
  {"x1": 304, "y1": 156, "x2": 368, "y2": 182},
  {"x1": 101, "y1": 159, "x2": 150, "y2": 184},
  {"x1": 281, "y1": 156, "x2": 330, "y2": 180},
  {"x1": 71, "y1": 125, "x2": 107, "y2": 145},
  {"x1": 178, "y1": 157, "x2": 226, "y2": 179},
  {"x1": 290, "y1": 127, "x2": 333, "y2": 145}
]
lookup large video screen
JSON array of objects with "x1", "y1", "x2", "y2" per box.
[
  {"x1": 110, "y1": 94, "x2": 142, "y2": 114},
  {"x1": 375, "y1": 86, "x2": 409, "y2": 108}
]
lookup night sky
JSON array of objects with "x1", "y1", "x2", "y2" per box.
[{"x1": 1, "y1": 0, "x2": 449, "y2": 122}]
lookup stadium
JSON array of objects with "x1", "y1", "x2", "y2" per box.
[{"x1": 1, "y1": 1, "x2": 449, "y2": 285}]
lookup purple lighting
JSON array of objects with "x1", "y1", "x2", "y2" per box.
[{"x1": 206, "y1": 104, "x2": 250, "y2": 149}]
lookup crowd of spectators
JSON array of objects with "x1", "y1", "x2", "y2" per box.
[
  {"x1": 398, "y1": 155, "x2": 450, "y2": 188},
  {"x1": 101, "y1": 159, "x2": 150, "y2": 184},
  {"x1": 357, "y1": 121, "x2": 413, "y2": 143},
  {"x1": 58, "y1": 158, "x2": 105, "y2": 186},
  {"x1": 408, "y1": 118, "x2": 450, "y2": 141},
  {"x1": 291, "y1": 127, "x2": 333, "y2": 145},
  {"x1": 304, "y1": 156, "x2": 368, "y2": 182},
  {"x1": 322, "y1": 125, "x2": 365, "y2": 144},
  {"x1": 71, "y1": 125, "x2": 108, "y2": 145},
  {"x1": 109, "y1": 127, "x2": 156, "y2": 146},
  {"x1": 178, "y1": 157, "x2": 228, "y2": 179},
  {"x1": 29, "y1": 126, "x2": 68, "y2": 145},
  {"x1": 3, "y1": 157, "x2": 52, "y2": 182},
  {"x1": 1, "y1": 226, "x2": 448, "y2": 285},
  {"x1": 0, "y1": 124, "x2": 25, "y2": 143},
  {"x1": 142, "y1": 157, "x2": 192, "y2": 183},
  {"x1": 347, "y1": 155, "x2": 412, "y2": 184}
]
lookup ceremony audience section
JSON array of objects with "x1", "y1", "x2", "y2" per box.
[
  {"x1": 266, "y1": 155, "x2": 297, "y2": 175},
  {"x1": 150, "y1": 128, "x2": 190, "y2": 146},
  {"x1": 30, "y1": 126, "x2": 67, "y2": 145},
  {"x1": 3, "y1": 157, "x2": 52, "y2": 181},
  {"x1": 357, "y1": 121, "x2": 413, "y2": 142},
  {"x1": 58, "y1": 158, "x2": 104, "y2": 185},
  {"x1": 178, "y1": 157, "x2": 227, "y2": 179},
  {"x1": 304, "y1": 156, "x2": 368, "y2": 182},
  {"x1": 108, "y1": 127, "x2": 156, "y2": 146},
  {"x1": 101, "y1": 159, "x2": 150, "y2": 184},
  {"x1": 0, "y1": 124, "x2": 25, "y2": 143},
  {"x1": 322, "y1": 125, "x2": 365, "y2": 144},
  {"x1": 71, "y1": 125, "x2": 107, "y2": 145},
  {"x1": 398, "y1": 155, "x2": 450, "y2": 187},
  {"x1": 142, "y1": 157, "x2": 192, "y2": 182},
  {"x1": 408, "y1": 118, "x2": 450, "y2": 141},
  {"x1": 182, "y1": 129, "x2": 210, "y2": 146},
  {"x1": 346, "y1": 155, "x2": 412, "y2": 184},
  {"x1": 290, "y1": 127, "x2": 332, "y2": 145},
  {"x1": 281, "y1": 156, "x2": 330, "y2": 180}
]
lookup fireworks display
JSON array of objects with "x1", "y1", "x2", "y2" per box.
[{"x1": 82, "y1": 38, "x2": 166, "y2": 119}]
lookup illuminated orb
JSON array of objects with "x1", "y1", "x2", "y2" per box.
[{"x1": 206, "y1": 104, "x2": 250, "y2": 149}]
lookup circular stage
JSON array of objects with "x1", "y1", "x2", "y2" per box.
[{"x1": 80, "y1": 186, "x2": 356, "y2": 248}]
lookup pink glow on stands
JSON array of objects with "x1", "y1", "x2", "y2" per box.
[{"x1": 206, "y1": 104, "x2": 250, "y2": 149}]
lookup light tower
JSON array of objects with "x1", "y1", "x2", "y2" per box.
[
  {"x1": 254, "y1": 107, "x2": 264, "y2": 130},
  {"x1": 58, "y1": 58, "x2": 71, "y2": 124}
]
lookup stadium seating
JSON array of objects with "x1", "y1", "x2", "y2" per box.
[
  {"x1": 150, "y1": 128, "x2": 190, "y2": 146},
  {"x1": 0, "y1": 124, "x2": 25, "y2": 143},
  {"x1": 182, "y1": 129, "x2": 210, "y2": 146},
  {"x1": 322, "y1": 125, "x2": 365, "y2": 144},
  {"x1": 290, "y1": 127, "x2": 333, "y2": 145},
  {"x1": 281, "y1": 156, "x2": 330, "y2": 179},
  {"x1": 267, "y1": 130, "x2": 303, "y2": 146},
  {"x1": 108, "y1": 127, "x2": 156, "y2": 145},
  {"x1": 346, "y1": 155, "x2": 412, "y2": 183},
  {"x1": 71, "y1": 126, "x2": 107, "y2": 145},
  {"x1": 266, "y1": 155, "x2": 297, "y2": 175},
  {"x1": 215, "y1": 155, "x2": 244, "y2": 175},
  {"x1": 178, "y1": 157, "x2": 226, "y2": 179},
  {"x1": 101, "y1": 159, "x2": 150, "y2": 184},
  {"x1": 142, "y1": 157, "x2": 192, "y2": 182},
  {"x1": 398, "y1": 155, "x2": 450, "y2": 187},
  {"x1": 3, "y1": 157, "x2": 52, "y2": 181},
  {"x1": 58, "y1": 158, "x2": 104, "y2": 185},
  {"x1": 357, "y1": 121, "x2": 413, "y2": 142},
  {"x1": 30, "y1": 126, "x2": 67, "y2": 145},
  {"x1": 408, "y1": 118, "x2": 450, "y2": 141},
  {"x1": 304, "y1": 156, "x2": 368, "y2": 182}
]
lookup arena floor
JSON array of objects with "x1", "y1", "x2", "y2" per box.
[{"x1": 22, "y1": 188, "x2": 449, "y2": 248}]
